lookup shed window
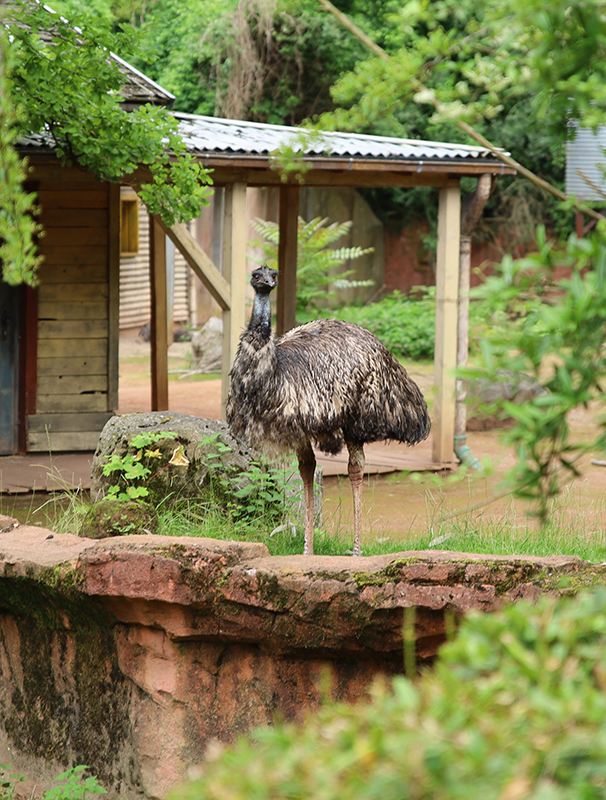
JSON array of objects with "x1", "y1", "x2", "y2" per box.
[{"x1": 120, "y1": 197, "x2": 139, "y2": 255}]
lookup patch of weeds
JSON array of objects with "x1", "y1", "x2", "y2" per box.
[
  {"x1": 44, "y1": 766, "x2": 106, "y2": 800},
  {"x1": 101, "y1": 431, "x2": 177, "y2": 501},
  {"x1": 0, "y1": 765, "x2": 25, "y2": 800}
]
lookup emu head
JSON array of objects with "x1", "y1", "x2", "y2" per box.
[{"x1": 251, "y1": 265, "x2": 278, "y2": 295}]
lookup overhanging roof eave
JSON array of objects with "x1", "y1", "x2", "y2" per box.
[{"x1": 196, "y1": 151, "x2": 516, "y2": 178}]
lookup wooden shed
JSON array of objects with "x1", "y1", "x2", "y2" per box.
[
  {"x1": 144, "y1": 113, "x2": 515, "y2": 466},
  {"x1": 0, "y1": 57, "x2": 174, "y2": 456}
]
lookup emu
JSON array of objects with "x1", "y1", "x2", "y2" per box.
[{"x1": 226, "y1": 265, "x2": 431, "y2": 556}]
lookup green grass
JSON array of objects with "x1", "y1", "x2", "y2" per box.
[
  {"x1": 154, "y1": 502, "x2": 404, "y2": 556},
  {"x1": 403, "y1": 484, "x2": 606, "y2": 562},
  {"x1": 7, "y1": 479, "x2": 606, "y2": 563}
]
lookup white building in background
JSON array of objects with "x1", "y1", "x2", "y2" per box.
[{"x1": 566, "y1": 122, "x2": 606, "y2": 202}]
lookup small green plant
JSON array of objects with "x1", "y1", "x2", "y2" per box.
[
  {"x1": 101, "y1": 431, "x2": 176, "y2": 501},
  {"x1": 201, "y1": 433, "x2": 300, "y2": 527},
  {"x1": 0, "y1": 765, "x2": 25, "y2": 800},
  {"x1": 44, "y1": 767, "x2": 106, "y2": 800},
  {"x1": 0, "y1": 766, "x2": 105, "y2": 800},
  {"x1": 252, "y1": 216, "x2": 373, "y2": 314}
]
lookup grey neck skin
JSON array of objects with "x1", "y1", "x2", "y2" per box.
[{"x1": 248, "y1": 289, "x2": 273, "y2": 344}]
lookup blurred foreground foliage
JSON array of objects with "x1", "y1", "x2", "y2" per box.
[
  {"x1": 174, "y1": 589, "x2": 606, "y2": 799},
  {"x1": 467, "y1": 229, "x2": 606, "y2": 522}
]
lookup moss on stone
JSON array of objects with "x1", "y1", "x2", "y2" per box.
[
  {"x1": 352, "y1": 558, "x2": 425, "y2": 589},
  {"x1": 0, "y1": 577, "x2": 140, "y2": 791},
  {"x1": 532, "y1": 564, "x2": 606, "y2": 594},
  {"x1": 255, "y1": 573, "x2": 292, "y2": 612},
  {"x1": 38, "y1": 564, "x2": 84, "y2": 598},
  {"x1": 80, "y1": 499, "x2": 157, "y2": 539}
]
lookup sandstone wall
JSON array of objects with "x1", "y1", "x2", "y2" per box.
[{"x1": 0, "y1": 515, "x2": 596, "y2": 799}]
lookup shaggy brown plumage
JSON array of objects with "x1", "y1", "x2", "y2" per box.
[{"x1": 226, "y1": 265, "x2": 431, "y2": 556}]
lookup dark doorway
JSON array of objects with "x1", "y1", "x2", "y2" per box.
[{"x1": 0, "y1": 281, "x2": 20, "y2": 454}]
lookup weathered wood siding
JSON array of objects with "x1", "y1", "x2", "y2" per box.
[
  {"x1": 28, "y1": 169, "x2": 117, "y2": 451},
  {"x1": 119, "y1": 189, "x2": 192, "y2": 331}
]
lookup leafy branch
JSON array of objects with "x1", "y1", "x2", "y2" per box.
[
  {"x1": 0, "y1": 15, "x2": 43, "y2": 286},
  {"x1": 465, "y1": 229, "x2": 606, "y2": 522},
  {"x1": 314, "y1": 0, "x2": 606, "y2": 223},
  {"x1": 3, "y1": 2, "x2": 213, "y2": 284}
]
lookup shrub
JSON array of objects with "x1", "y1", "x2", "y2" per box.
[
  {"x1": 329, "y1": 288, "x2": 436, "y2": 360},
  {"x1": 173, "y1": 590, "x2": 606, "y2": 799},
  {"x1": 251, "y1": 216, "x2": 373, "y2": 315}
]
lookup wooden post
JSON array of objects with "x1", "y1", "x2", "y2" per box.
[
  {"x1": 455, "y1": 174, "x2": 493, "y2": 457},
  {"x1": 276, "y1": 184, "x2": 299, "y2": 335},
  {"x1": 455, "y1": 235, "x2": 471, "y2": 440},
  {"x1": 149, "y1": 214, "x2": 169, "y2": 411},
  {"x1": 107, "y1": 183, "x2": 120, "y2": 412},
  {"x1": 221, "y1": 182, "x2": 248, "y2": 415},
  {"x1": 433, "y1": 182, "x2": 461, "y2": 464}
]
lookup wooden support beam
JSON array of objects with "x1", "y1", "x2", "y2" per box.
[
  {"x1": 154, "y1": 217, "x2": 231, "y2": 310},
  {"x1": 276, "y1": 184, "x2": 299, "y2": 336},
  {"x1": 433, "y1": 183, "x2": 461, "y2": 465},
  {"x1": 149, "y1": 215, "x2": 169, "y2": 411},
  {"x1": 221, "y1": 182, "x2": 248, "y2": 414},
  {"x1": 107, "y1": 183, "x2": 120, "y2": 411}
]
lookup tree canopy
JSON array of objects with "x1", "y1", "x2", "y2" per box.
[
  {"x1": 5, "y1": 0, "x2": 606, "y2": 281},
  {"x1": 1, "y1": 0, "x2": 212, "y2": 286},
  {"x1": 46, "y1": 0, "x2": 605, "y2": 242}
]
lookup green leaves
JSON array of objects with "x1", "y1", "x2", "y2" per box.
[
  {"x1": 101, "y1": 430, "x2": 175, "y2": 502},
  {"x1": 252, "y1": 215, "x2": 374, "y2": 314},
  {"x1": 2, "y1": 2, "x2": 212, "y2": 285},
  {"x1": 44, "y1": 766, "x2": 106, "y2": 800},
  {"x1": 0, "y1": 20, "x2": 42, "y2": 286},
  {"x1": 467, "y1": 230, "x2": 606, "y2": 522}
]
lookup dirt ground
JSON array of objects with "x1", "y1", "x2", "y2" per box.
[{"x1": 116, "y1": 333, "x2": 606, "y2": 545}]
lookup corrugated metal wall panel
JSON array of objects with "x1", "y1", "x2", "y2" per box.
[
  {"x1": 566, "y1": 123, "x2": 606, "y2": 201},
  {"x1": 119, "y1": 192, "x2": 191, "y2": 330},
  {"x1": 173, "y1": 250, "x2": 190, "y2": 324}
]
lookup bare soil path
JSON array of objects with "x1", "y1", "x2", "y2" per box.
[
  {"x1": 117, "y1": 334, "x2": 606, "y2": 544},
  {"x1": 3, "y1": 333, "x2": 605, "y2": 543}
]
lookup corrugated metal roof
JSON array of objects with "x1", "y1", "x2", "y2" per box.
[
  {"x1": 174, "y1": 111, "x2": 504, "y2": 162},
  {"x1": 566, "y1": 122, "x2": 606, "y2": 201}
]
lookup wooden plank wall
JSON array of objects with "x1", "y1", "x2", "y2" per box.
[{"x1": 28, "y1": 171, "x2": 116, "y2": 451}]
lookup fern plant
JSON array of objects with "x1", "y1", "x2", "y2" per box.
[{"x1": 251, "y1": 216, "x2": 373, "y2": 314}]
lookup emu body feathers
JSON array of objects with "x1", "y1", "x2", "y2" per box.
[{"x1": 226, "y1": 265, "x2": 431, "y2": 556}]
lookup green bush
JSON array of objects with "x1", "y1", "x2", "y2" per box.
[
  {"x1": 327, "y1": 289, "x2": 436, "y2": 360},
  {"x1": 173, "y1": 590, "x2": 606, "y2": 799}
]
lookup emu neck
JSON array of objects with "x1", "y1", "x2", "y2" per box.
[{"x1": 247, "y1": 290, "x2": 273, "y2": 347}]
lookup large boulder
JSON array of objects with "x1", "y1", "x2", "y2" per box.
[{"x1": 91, "y1": 412, "x2": 269, "y2": 511}]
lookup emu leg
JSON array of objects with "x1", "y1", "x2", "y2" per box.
[
  {"x1": 346, "y1": 441, "x2": 365, "y2": 557},
  {"x1": 297, "y1": 442, "x2": 317, "y2": 556}
]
